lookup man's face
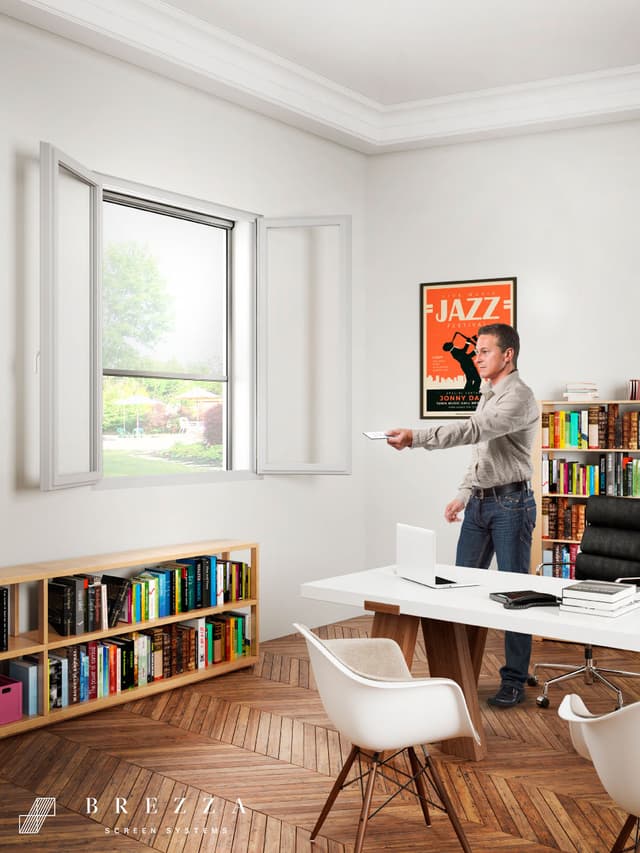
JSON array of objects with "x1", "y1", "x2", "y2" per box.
[{"x1": 474, "y1": 334, "x2": 513, "y2": 383}]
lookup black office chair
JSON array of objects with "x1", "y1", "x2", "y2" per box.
[{"x1": 529, "y1": 495, "x2": 640, "y2": 709}]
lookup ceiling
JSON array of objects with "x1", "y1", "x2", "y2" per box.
[
  {"x1": 163, "y1": 0, "x2": 640, "y2": 104},
  {"x1": 3, "y1": 0, "x2": 640, "y2": 151}
]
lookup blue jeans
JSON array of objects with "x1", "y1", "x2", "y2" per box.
[{"x1": 456, "y1": 487, "x2": 537, "y2": 688}]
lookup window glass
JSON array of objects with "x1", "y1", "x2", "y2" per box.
[{"x1": 102, "y1": 195, "x2": 230, "y2": 477}]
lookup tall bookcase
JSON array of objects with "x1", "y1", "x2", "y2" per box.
[
  {"x1": 0, "y1": 539, "x2": 259, "y2": 739},
  {"x1": 531, "y1": 400, "x2": 640, "y2": 573}
]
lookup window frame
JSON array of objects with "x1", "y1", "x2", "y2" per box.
[
  {"x1": 94, "y1": 173, "x2": 260, "y2": 487},
  {"x1": 256, "y1": 215, "x2": 352, "y2": 475},
  {"x1": 40, "y1": 145, "x2": 352, "y2": 489},
  {"x1": 101, "y1": 188, "x2": 234, "y2": 474},
  {"x1": 40, "y1": 142, "x2": 102, "y2": 490}
]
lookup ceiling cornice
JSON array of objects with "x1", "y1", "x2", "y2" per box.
[{"x1": 3, "y1": 0, "x2": 640, "y2": 153}]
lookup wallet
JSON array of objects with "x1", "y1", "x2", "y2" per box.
[{"x1": 489, "y1": 590, "x2": 560, "y2": 609}]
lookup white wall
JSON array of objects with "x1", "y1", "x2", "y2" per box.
[
  {"x1": 0, "y1": 15, "x2": 367, "y2": 639},
  {"x1": 364, "y1": 120, "x2": 640, "y2": 567}
]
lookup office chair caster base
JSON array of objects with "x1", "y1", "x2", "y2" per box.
[
  {"x1": 536, "y1": 695, "x2": 550, "y2": 708},
  {"x1": 527, "y1": 675, "x2": 538, "y2": 687}
]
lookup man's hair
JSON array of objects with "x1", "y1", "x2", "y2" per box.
[{"x1": 477, "y1": 323, "x2": 520, "y2": 366}]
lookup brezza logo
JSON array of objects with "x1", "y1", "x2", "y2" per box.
[
  {"x1": 18, "y1": 797, "x2": 57, "y2": 834},
  {"x1": 85, "y1": 796, "x2": 246, "y2": 815}
]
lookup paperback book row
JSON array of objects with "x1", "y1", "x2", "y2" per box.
[
  {"x1": 48, "y1": 556, "x2": 251, "y2": 637},
  {"x1": 541, "y1": 453, "x2": 640, "y2": 498},
  {"x1": 559, "y1": 580, "x2": 640, "y2": 619},
  {"x1": 543, "y1": 404, "x2": 639, "y2": 451},
  {"x1": 541, "y1": 497, "x2": 586, "y2": 542},
  {"x1": 7, "y1": 611, "x2": 250, "y2": 716},
  {"x1": 540, "y1": 543, "x2": 579, "y2": 579}
]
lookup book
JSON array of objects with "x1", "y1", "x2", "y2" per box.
[
  {"x1": 559, "y1": 599, "x2": 640, "y2": 618},
  {"x1": 48, "y1": 652, "x2": 69, "y2": 708},
  {"x1": 9, "y1": 658, "x2": 39, "y2": 716},
  {"x1": 180, "y1": 617, "x2": 207, "y2": 668},
  {"x1": 561, "y1": 592, "x2": 635, "y2": 611},
  {"x1": 136, "y1": 572, "x2": 160, "y2": 620},
  {"x1": 48, "y1": 581, "x2": 73, "y2": 636},
  {"x1": 562, "y1": 580, "x2": 636, "y2": 604},
  {"x1": 101, "y1": 574, "x2": 132, "y2": 627},
  {"x1": 48, "y1": 656, "x2": 63, "y2": 709},
  {"x1": 86, "y1": 640, "x2": 99, "y2": 700},
  {"x1": 0, "y1": 586, "x2": 8, "y2": 651},
  {"x1": 54, "y1": 576, "x2": 86, "y2": 635}
]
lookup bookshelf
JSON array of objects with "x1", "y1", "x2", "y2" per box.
[
  {"x1": 531, "y1": 400, "x2": 640, "y2": 573},
  {"x1": 0, "y1": 539, "x2": 259, "y2": 738}
]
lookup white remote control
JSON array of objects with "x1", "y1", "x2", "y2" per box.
[{"x1": 363, "y1": 431, "x2": 390, "y2": 440}]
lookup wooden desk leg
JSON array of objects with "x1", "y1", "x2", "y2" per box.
[
  {"x1": 421, "y1": 617, "x2": 487, "y2": 761},
  {"x1": 365, "y1": 601, "x2": 420, "y2": 669}
]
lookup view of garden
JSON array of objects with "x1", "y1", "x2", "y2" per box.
[
  {"x1": 103, "y1": 378, "x2": 224, "y2": 476},
  {"x1": 101, "y1": 208, "x2": 228, "y2": 477}
]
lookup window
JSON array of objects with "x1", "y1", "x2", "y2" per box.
[
  {"x1": 101, "y1": 192, "x2": 232, "y2": 477},
  {"x1": 40, "y1": 143, "x2": 351, "y2": 489}
]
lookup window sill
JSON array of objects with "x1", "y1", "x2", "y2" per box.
[{"x1": 94, "y1": 470, "x2": 261, "y2": 490}]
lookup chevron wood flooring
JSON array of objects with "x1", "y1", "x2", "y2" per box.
[{"x1": 0, "y1": 617, "x2": 639, "y2": 852}]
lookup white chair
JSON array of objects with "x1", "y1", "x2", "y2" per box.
[
  {"x1": 558, "y1": 694, "x2": 640, "y2": 852},
  {"x1": 293, "y1": 623, "x2": 480, "y2": 852}
]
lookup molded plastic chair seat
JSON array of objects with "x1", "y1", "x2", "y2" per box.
[
  {"x1": 294, "y1": 623, "x2": 480, "y2": 852},
  {"x1": 559, "y1": 694, "x2": 640, "y2": 851}
]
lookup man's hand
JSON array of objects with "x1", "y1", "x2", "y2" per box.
[
  {"x1": 444, "y1": 498, "x2": 464, "y2": 523},
  {"x1": 385, "y1": 429, "x2": 413, "y2": 450}
]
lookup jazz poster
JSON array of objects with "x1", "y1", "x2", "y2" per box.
[{"x1": 420, "y1": 277, "x2": 516, "y2": 417}]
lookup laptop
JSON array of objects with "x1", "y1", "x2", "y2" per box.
[{"x1": 395, "y1": 523, "x2": 477, "y2": 589}]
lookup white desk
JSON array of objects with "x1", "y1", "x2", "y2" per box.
[{"x1": 301, "y1": 564, "x2": 640, "y2": 760}]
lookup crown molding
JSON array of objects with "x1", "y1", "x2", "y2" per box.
[{"x1": 3, "y1": 0, "x2": 640, "y2": 152}]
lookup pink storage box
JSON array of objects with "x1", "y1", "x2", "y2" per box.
[{"x1": 0, "y1": 674, "x2": 22, "y2": 724}]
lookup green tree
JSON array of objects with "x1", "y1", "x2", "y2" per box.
[{"x1": 103, "y1": 242, "x2": 173, "y2": 368}]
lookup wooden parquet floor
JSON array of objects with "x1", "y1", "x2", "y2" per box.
[{"x1": 0, "y1": 616, "x2": 639, "y2": 852}]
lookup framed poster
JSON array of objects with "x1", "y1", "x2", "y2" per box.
[{"x1": 420, "y1": 277, "x2": 516, "y2": 418}]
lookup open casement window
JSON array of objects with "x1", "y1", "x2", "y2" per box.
[
  {"x1": 257, "y1": 216, "x2": 352, "y2": 474},
  {"x1": 40, "y1": 143, "x2": 102, "y2": 490}
]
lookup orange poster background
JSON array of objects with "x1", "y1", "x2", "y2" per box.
[{"x1": 421, "y1": 278, "x2": 515, "y2": 417}]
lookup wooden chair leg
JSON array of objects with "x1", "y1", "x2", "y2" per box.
[
  {"x1": 310, "y1": 745, "x2": 359, "y2": 840},
  {"x1": 424, "y1": 752, "x2": 472, "y2": 853},
  {"x1": 354, "y1": 754, "x2": 379, "y2": 853},
  {"x1": 611, "y1": 814, "x2": 638, "y2": 853},
  {"x1": 407, "y1": 746, "x2": 431, "y2": 827}
]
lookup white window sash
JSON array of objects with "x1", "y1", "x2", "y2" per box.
[
  {"x1": 256, "y1": 216, "x2": 352, "y2": 475},
  {"x1": 40, "y1": 142, "x2": 102, "y2": 490}
]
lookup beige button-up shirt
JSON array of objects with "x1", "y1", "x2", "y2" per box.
[{"x1": 412, "y1": 370, "x2": 538, "y2": 506}]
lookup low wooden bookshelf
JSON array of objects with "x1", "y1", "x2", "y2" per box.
[{"x1": 0, "y1": 539, "x2": 259, "y2": 738}]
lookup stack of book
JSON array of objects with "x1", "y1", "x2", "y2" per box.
[
  {"x1": 560, "y1": 580, "x2": 640, "y2": 617},
  {"x1": 562, "y1": 381, "x2": 599, "y2": 402}
]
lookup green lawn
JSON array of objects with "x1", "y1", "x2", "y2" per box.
[{"x1": 103, "y1": 450, "x2": 216, "y2": 476}]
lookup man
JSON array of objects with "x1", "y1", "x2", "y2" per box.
[{"x1": 386, "y1": 323, "x2": 538, "y2": 708}]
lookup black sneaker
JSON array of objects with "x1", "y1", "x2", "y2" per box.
[{"x1": 487, "y1": 684, "x2": 525, "y2": 708}]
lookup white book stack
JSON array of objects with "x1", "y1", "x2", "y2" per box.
[
  {"x1": 562, "y1": 381, "x2": 599, "y2": 402},
  {"x1": 560, "y1": 579, "x2": 640, "y2": 618}
]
